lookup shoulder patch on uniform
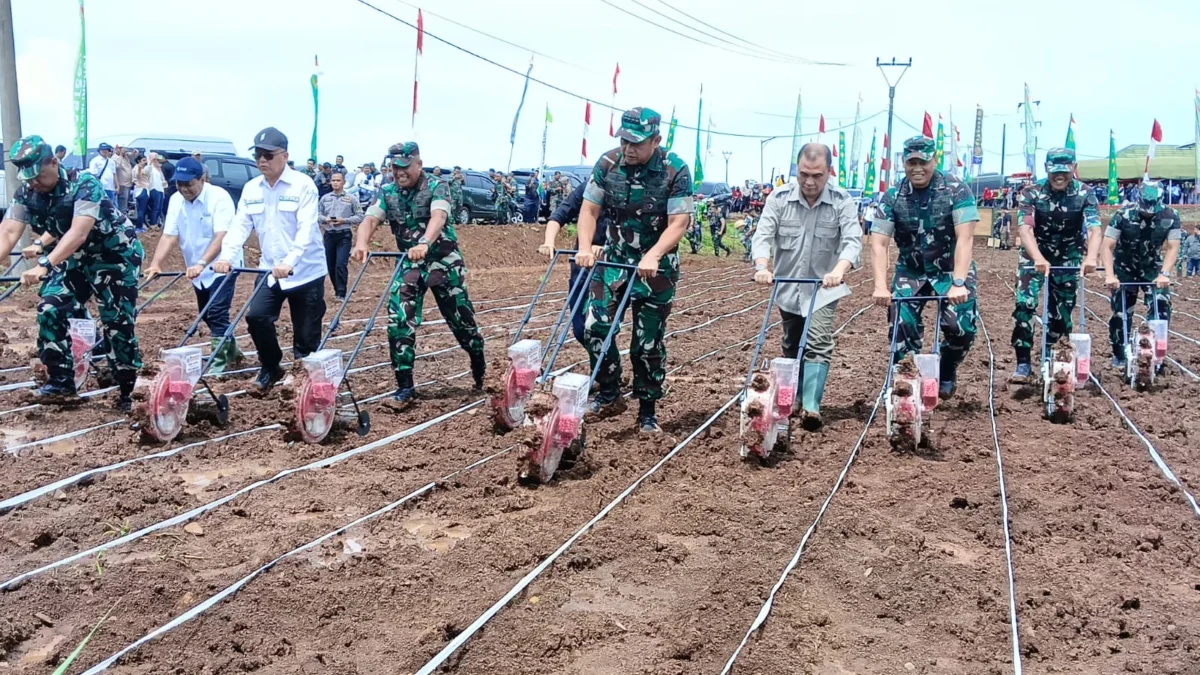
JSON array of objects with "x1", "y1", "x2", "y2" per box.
[{"x1": 663, "y1": 151, "x2": 688, "y2": 171}]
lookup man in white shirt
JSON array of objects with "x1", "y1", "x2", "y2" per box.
[
  {"x1": 214, "y1": 127, "x2": 326, "y2": 393},
  {"x1": 144, "y1": 158, "x2": 246, "y2": 373},
  {"x1": 88, "y1": 142, "x2": 118, "y2": 203}
]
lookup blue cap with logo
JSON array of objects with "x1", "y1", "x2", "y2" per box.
[
  {"x1": 174, "y1": 157, "x2": 205, "y2": 183},
  {"x1": 98, "y1": 142, "x2": 113, "y2": 152}
]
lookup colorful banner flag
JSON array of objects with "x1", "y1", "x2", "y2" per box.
[
  {"x1": 1022, "y1": 82, "x2": 1038, "y2": 177},
  {"x1": 880, "y1": 133, "x2": 890, "y2": 191},
  {"x1": 788, "y1": 90, "x2": 802, "y2": 178},
  {"x1": 540, "y1": 104, "x2": 552, "y2": 171},
  {"x1": 608, "y1": 62, "x2": 620, "y2": 137},
  {"x1": 837, "y1": 131, "x2": 847, "y2": 188},
  {"x1": 972, "y1": 106, "x2": 984, "y2": 171},
  {"x1": 412, "y1": 9, "x2": 423, "y2": 129},
  {"x1": 863, "y1": 129, "x2": 877, "y2": 199},
  {"x1": 665, "y1": 106, "x2": 677, "y2": 152},
  {"x1": 309, "y1": 55, "x2": 320, "y2": 162},
  {"x1": 922, "y1": 112, "x2": 933, "y2": 139},
  {"x1": 1065, "y1": 113, "x2": 1077, "y2": 151},
  {"x1": 849, "y1": 94, "x2": 862, "y2": 188},
  {"x1": 506, "y1": 56, "x2": 534, "y2": 171},
  {"x1": 1195, "y1": 87, "x2": 1200, "y2": 194},
  {"x1": 72, "y1": 0, "x2": 88, "y2": 158},
  {"x1": 936, "y1": 115, "x2": 945, "y2": 171},
  {"x1": 694, "y1": 84, "x2": 705, "y2": 186},
  {"x1": 1145, "y1": 118, "x2": 1162, "y2": 178},
  {"x1": 1107, "y1": 130, "x2": 1119, "y2": 205},
  {"x1": 581, "y1": 101, "x2": 591, "y2": 163}
]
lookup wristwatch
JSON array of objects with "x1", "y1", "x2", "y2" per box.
[
  {"x1": 417, "y1": 236, "x2": 430, "y2": 246},
  {"x1": 952, "y1": 278, "x2": 966, "y2": 288},
  {"x1": 37, "y1": 255, "x2": 57, "y2": 272},
  {"x1": 754, "y1": 262, "x2": 768, "y2": 272}
]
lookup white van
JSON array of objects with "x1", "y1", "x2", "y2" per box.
[{"x1": 95, "y1": 134, "x2": 239, "y2": 157}]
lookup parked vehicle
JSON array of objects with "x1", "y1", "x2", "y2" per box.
[
  {"x1": 696, "y1": 181, "x2": 733, "y2": 217},
  {"x1": 162, "y1": 152, "x2": 259, "y2": 204},
  {"x1": 437, "y1": 169, "x2": 512, "y2": 225}
]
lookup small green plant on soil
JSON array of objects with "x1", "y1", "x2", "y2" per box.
[
  {"x1": 51, "y1": 599, "x2": 122, "y2": 675},
  {"x1": 93, "y1": 551, "x2": 105, "y2": 576},
  {"x1": 103, "y1": 520, "x2": 131, "y2": 538}
]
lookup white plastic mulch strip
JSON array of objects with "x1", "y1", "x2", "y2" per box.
[
  {"x1": 0, "y1": 425, "x2": 282, "y2": 512},
  {"x1": 0, "y1": 399, "x2": 485, "y2": 592},
  {"x1": 78, "y1": 445, "x2": 514, "y2": 675},
  {"x1": 5, "y1": 419, "x2": 127, "y2": 456},
  {"x1": 414, "y1": 395, "x2": 742, "y2": 675},
  {"x1": 717, "y1": 379, "x2": 886, "y2": 674}
]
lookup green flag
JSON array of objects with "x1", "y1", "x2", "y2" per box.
[
  {"x1": 1106, "y1": 130, "x2": 1119, "y2": 205},
  {"x1": 1065, "y1": 113, "x2": 1076, "y2": 151},
  {"x1": 72, "y1": 0, "x2": 88, "y2": 158},
  {"x1": 935, "y1": 116, "x2": 945, "y2": 171},
  {"x1": 310, "y1": 55, "x2": 320, "y2": 162},
  {"x1": 665, "y1": 106, "x2": 677, "y2": 152},
  {"x1": 837, "y1": 131, "x2": 847, "y2": 188},
  {"x1": 863, "y1": 130, "x2": 877, "y2": 199},
  {"x1": 693, "y1": 86, "x2": 704, "y2": 185}
]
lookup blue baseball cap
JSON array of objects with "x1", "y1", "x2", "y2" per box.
[
  {"x1": 98, "y1": 142, "x2": 113, "y2": 151},
  {"x1": 174, "y1": 157, "x2": 205, "y2": 183}
]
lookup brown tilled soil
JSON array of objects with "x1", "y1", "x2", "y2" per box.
[{"x1": 2, "y1": 227, "x2": 1200, "y2": 675}]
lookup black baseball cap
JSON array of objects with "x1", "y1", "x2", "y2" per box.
[{"x1": 249, "y1": 127, "x2": 288, "y2": 153}]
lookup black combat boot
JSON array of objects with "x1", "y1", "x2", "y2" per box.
[{"x1": 393, "y1": 370, "x2": 417, "y2": 404}]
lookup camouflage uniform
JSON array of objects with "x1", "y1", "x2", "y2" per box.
[
  {"x1": 548, "y1": 175, "x2": 567, "y2": 214},
  {"x1": 366, "y1": 144, "x2": 485, "y2": 377},
  {"x1": 687, "y1": 202, "x2": 704, "y2": 254},
  {"x1": 1105, "y1": 182, "x2": 1181, "y2": 356},
  {"x1": 740, "y1": 215, "x2": 756, "y2": 262},
  {"x1": 7, "y1": 138, "x2": 142, "y2": 393},
  {"x1": 491, "y1": 173, "x2": 508, "y2": 224},
  {"x1": 449, "y1": 170, "x2": 464, "y2": 225},
  {"x1": 583, "y1": 108, "x2": 693, "y2": 403},
  {"x1": 872, "y1": 136, "x2": 979, "y2": 369},
  {"x1": 1011, "y1": 149, "x2": 1101, "y2": 357},
  {"x1": 707, "y1": 200, "x2": 730, "y2": 255}
]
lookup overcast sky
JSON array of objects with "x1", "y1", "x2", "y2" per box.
[{"x1": 9, "y1": 0, "x2": 1198, "y2": 184}]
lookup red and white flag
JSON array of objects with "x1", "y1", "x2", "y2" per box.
[
  {"x1": 831, "y1": 138, "x2": 838, "y2": 178},
  {"x1": 412, "y1": 9, "x2": 423, "y2": 129},
  {"x1": 880, "y1": 133, "x2": 890, "y2": 190},
  {"x1": 1145, "y1": 118, "x2": 1163, "y2": 178},
  {"x1": 922, "y1": 112, "x2": 933, "y2": 139},
  {"x1": 582, "y1": 101, "x2": 592, "y2": 163},
  {"x1": 608, "y1": 62, "x2": 620, "y2": 137},
  {"x1": 818, "y1": 115, "x2": 826, "y2": 145}
]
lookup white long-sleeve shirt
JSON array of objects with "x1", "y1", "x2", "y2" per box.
[
  {"x1": 219, "y1": 167, "x2": 326, "y2": 290},
  {"x1": 163, "y1": 183, "x2": 242, "y2": 290},
  {"x1": 87, "y1": 154, "x2": 117, "y2": 191}
]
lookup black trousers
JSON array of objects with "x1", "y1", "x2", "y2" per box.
[
  {"x1": 246, "y1": 276, "x2": 327, "y2": 371},
  {"x1": 323, "y1": 230, "x2": 353, "y2": 297}
]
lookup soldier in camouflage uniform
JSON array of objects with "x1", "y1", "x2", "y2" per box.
[
  {"x1": 707, "y1": 199, "x2": 731, "y2": 256},
  {"x1": 0, "y1": 136, "x2": 143, "y2": 408},
  {"x1": 449, "y1": 166, "x2": 465, "y2": 225},
  {"x1": 871, "y1": 136, "x2": 980, "y2": 398},
  {"x1": 1100, "y1": 179, "x2": 1182, "y2": 368},
  {"x1": 686, "y1": 200, "x2": 704, "y2": 254},
  {"x1": 353, "y1": 142, "x2": 486, "y2": 404},
  {"x1": 1008, "y1": 148, "x2": 1103, "y2": 383},
  {"x1": 489, "y1": 170, "x2": 507, "y2": 224},
  {"x1": 548, "y1": 171, "x2": 567, "y2": 214},
  {"x1": 575, "y1": 107, "x2": 694, "y2": 433}
]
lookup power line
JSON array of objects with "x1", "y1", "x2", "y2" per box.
[
  {"x1": 651, "y1": 0, "x2": 835, "y2": 65},
  {"x1": 383, "y1": 0, "x2": 595, "y2": 73},
  {"x1": 596, "y1": 0, "x2": 833, "y2": 67},
  {"x1": 350, "y1": 0, "x2": 880, "y2": 140},
  {"x1": 627, "y1": 0, "x2": 809, "y2": 65}
]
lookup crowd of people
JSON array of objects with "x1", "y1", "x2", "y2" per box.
[{"x1": 0, "y1": 107, "x2": 1193, "y2": 439}]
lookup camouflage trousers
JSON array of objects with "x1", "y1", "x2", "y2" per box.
[
  {"x1": 493, "y1": 194, "x2": 508, "y2": 223},
  {"x1": 583, "y1": 255, "x2": 678, "y2": 401},
  {"x1": 549, "y1": 194, "x2": 563, "y2": 215},
  {"x1": 686, "y1": 222, "x2": 703, "y2": 253},
  {"x1": 38, "y1": 241, "x2": 144, "y2": 383},
  {"x1": 1108, "y1": 283, "x2": 1171, "y2": 358},
  {"x1": 1011, "y1": 254, "x2": 1081, "y2": 353},
  {"x1": 387, "y1": 246, "x2": 485, "y2": 375},
  {"x1": 450, "y1": 194, "x2": 462, "y2": 225},
  {"x1": 889, "y1": 264, "x2": 978, "y2": 369},
  {"x1": 710, "y1": 224, "x2": 730, "y2": 255}
]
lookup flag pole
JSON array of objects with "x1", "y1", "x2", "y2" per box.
[{"x1": 412, "y1": 9, "x2": 423, "y2": 132}]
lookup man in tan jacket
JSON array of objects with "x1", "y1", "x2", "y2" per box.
[
  {"x1": 752, "y1": 143, "x2": 862, "y2": 429},
  {"x1": 113, "y1": 144, "x2": 134, "y2": 217}
]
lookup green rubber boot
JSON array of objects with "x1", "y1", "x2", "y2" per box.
[
  {"x1": 208, "y1": 337, "x2": 245, "y2": 375},
  {"x1": 801, "y1": 361, "x2": 829, "y2": 431}
]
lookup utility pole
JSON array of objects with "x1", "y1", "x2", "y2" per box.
[
  {"x1": 0, "y1": 0, "x2": 30, "y2": 262},
  {"x1": 1000, "y1": 124, "x2": 1007, "y2": 177},
  {"x1": 759, "y1": 135, "x2": 783, "y2": 184},
  {"x1": 876, "y1": 57, "x2": 912, "y2": 191},
  {"x1": 722, "y1": 150, "x2": 732, "y2": 184}
]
